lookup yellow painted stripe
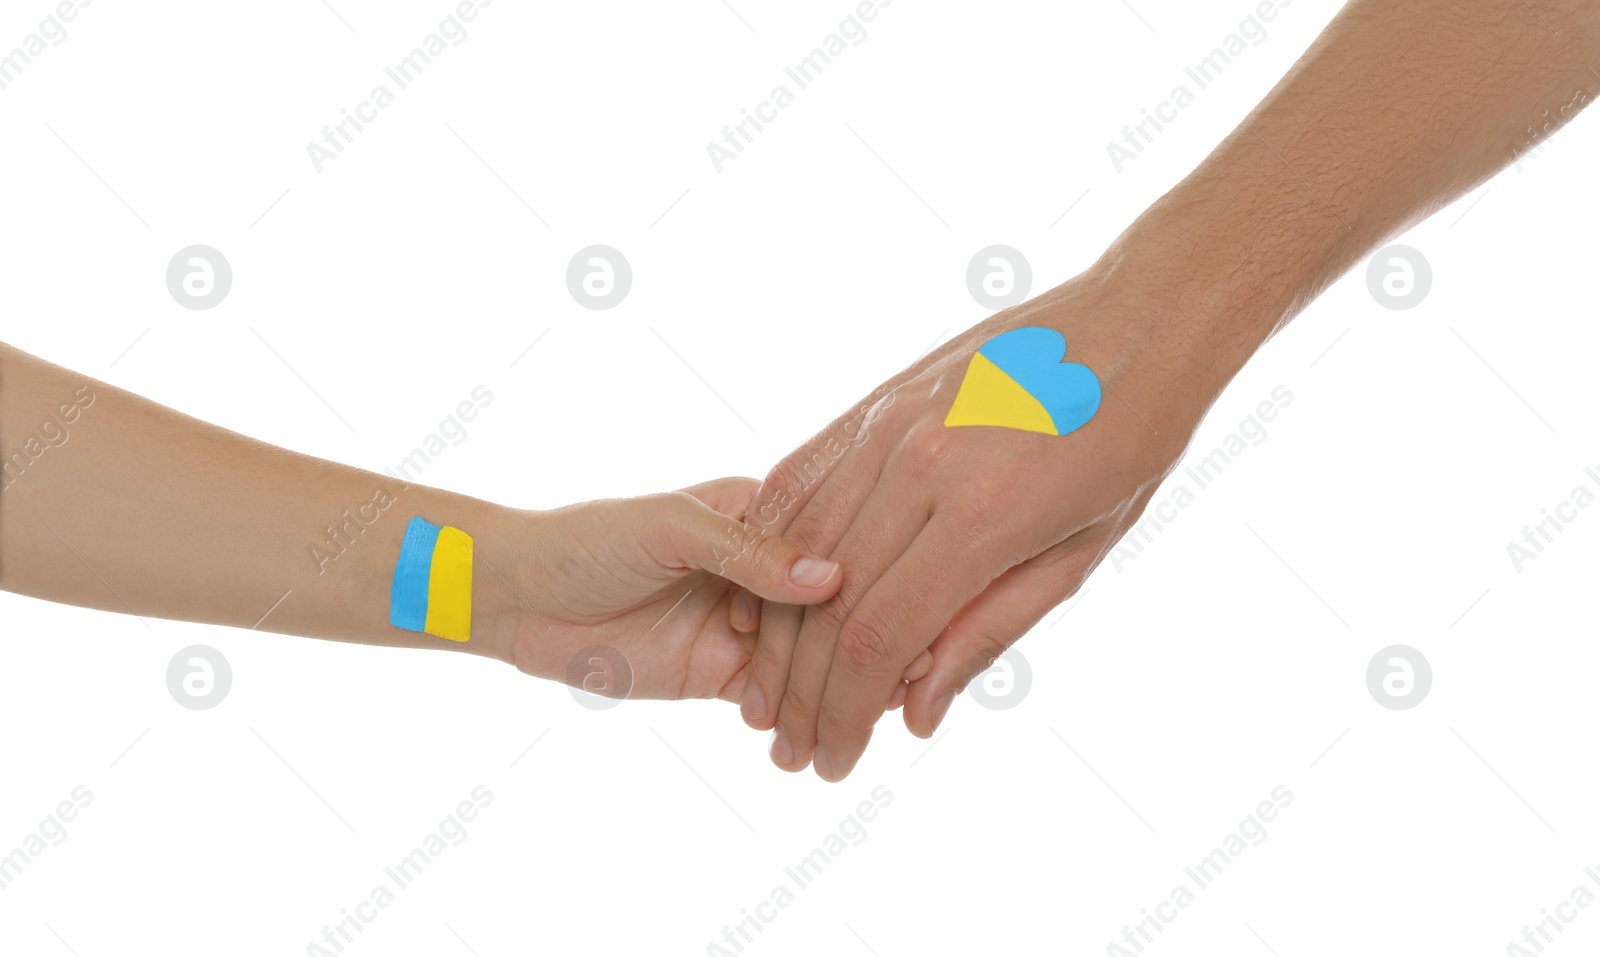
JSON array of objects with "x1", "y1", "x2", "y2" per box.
[
  {"x1": 423, "y1": 525, "x2": 474, "y2": 641},
  {"x1": 943, "y1": 352, "x2": 1058, "y2": 435}
]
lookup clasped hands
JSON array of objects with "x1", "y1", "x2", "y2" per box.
[{"x1": 490, "y1": 265, "x2": 1213, "y2": 782}]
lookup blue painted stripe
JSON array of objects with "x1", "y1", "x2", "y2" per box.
[{"x1": 390, "y1": 516, "x2": 441, "y2": 632}]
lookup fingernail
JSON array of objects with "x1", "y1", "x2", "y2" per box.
[
  {"x1": 930, "y1": 690, "x2": 957, "y2": 733},
  {"x1": 736, "y1": 592, "x2": 761, "y2": 630},
  {"x1": 788, "y1": 556, "x2": 839, "y2": 588},
  {"x1": 770, "y1": 727, "x2": 794, "y2": 766},
  {"x1": 813, "y1": 747, "x2": 835, "y2": 781},
  {"x1": 741, "y1": 682, "x2": 766, "y2": 723}
]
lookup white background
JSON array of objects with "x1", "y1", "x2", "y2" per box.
[{"x1": 2, "y1": 1, "x2": 1598, "y2": 954}]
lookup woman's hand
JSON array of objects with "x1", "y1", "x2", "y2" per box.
[{"x1": 483, "y1": 477, "x2": 845, "y2": 702}]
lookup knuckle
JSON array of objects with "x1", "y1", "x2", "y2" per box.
[
  {"x1": 962, "y1": 471, "x2": 1011, "y2": 513},
  {"x1": 1058, "y1": 571, "x2": 1088, "y2": 604},
  {"x1": 903, "y1": 419, "x2": 957, "y2": 470},
  {"x1": 949, "y1": 471, "x2": 1015, "y2": 529},
  {"x1": 949, "y1": 493, "x2": 997, "y2": 532},
  {"x1": 760, "y1": 457, "x2": 800, "y2": 501},
  {"x1": 749, "y1": 632, "x2": 792, "y2": 674},
  {"x1": 817, "y1": 698, "x2": 878, "y2": 746},
  {"x1": 1035, "y1": 539, "x2": 1098, "y2": 596},
  {"x1": 653, "y1": 489, "x2": 699, "y2": 523},
  {"x1": 756, "y1": 447, "x2": 831, "y2": 531},
  {"x1": 705, "y1": 522, "x2": 757, "y2": 575},
  {"x1": 783, "y1": 512, "x2": 835, "y2": 556},
  {"x1": 744, "y1": 526, "x2": 780, "y2": 562},
  {"x1": 806, "y1": 592, "x2": 854, "y2": 633},
  {"x1": 964, "y1": 637, "x2": 1011, "y2": 684},
  {"x1": 838, "y1": 614, "x2": 901, "y2": 673},
  {"x1": 639, "y1": 492, "x2": 703, "y2": 556},
  {"x1": 780, "y1": 682, "x2": 817, "y2": 723},
  {"x1": 752, "y1": 462, "x2": 802, "y2": 530},
  {"x1": 749, "y1": 532, "x2": 794, "y2": 577}
]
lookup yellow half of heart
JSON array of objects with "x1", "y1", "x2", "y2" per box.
[{"x1": 943, "y1": 352, "x2": 1058, "y2": 435}]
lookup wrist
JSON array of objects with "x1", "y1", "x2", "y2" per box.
[
  {"x1": 997, "y1": 189, "x2": 1314, "y2": 461},
  {"x1": 382, "y1": 486, "x2": 530, "y2": 667},
  {"x1": 465, "y1": 502, "x2": 539, "y2": 669},
  {"x1": 1071, "y1": 177, "x2": 1325, "y2": 419},
  {"x1": 1099, "y1": 124, "x2": 1369, "y2": 371}
]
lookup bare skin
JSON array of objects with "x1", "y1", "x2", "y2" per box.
[
  {"x1": 731, "y1": 0, "x2": 1600, "y2": 780},
  {"x1": 0, "y1": 343, "x2": 846, "y2": 702}
]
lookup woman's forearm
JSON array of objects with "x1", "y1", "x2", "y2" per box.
[{"x1": 0, "y1": 343, "x2": 518, "y2": 660}]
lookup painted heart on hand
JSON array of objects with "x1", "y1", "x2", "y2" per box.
[{"x1": 944, "y1": 327, "x2": 1101, "y2": 436}]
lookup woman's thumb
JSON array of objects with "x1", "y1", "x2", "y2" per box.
[{"x1": 663, "y1": 484, "x2": 842, "y2": 605}]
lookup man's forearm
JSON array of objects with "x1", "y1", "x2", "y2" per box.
[{"x1": 1103, "y1": 0, "x2": 1600, "y2": 399}]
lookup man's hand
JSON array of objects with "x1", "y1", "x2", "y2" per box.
[
  {"x1": 731, "y1": 0, "x2": 1600, "y2": 781},
  {"x1": 731, "y1": 264, "x2": 1225, "y2": 780}
]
